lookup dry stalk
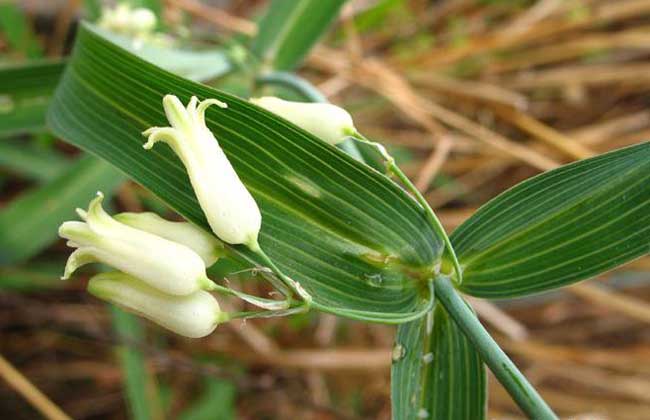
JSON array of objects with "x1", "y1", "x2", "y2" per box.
[{"x1": 0, "y1": 354, "x2": 72, "y2": 420}]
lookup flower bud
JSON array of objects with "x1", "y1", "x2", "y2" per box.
[
  {"x1": 250, "y1": 96, "x2": 356, "y2": 145},
  {"x1": 89, "y1": 272, "x2": 224, "y2": 338},
  {"x1": 59, "y1": 192, "x2": 215, "y2": 295},
  {"x1": 143, "y1": 95, "x2": 262, "y2": 248},
  {"x1": 115, "y1": 212, "x2": 224, "y2": 266}
]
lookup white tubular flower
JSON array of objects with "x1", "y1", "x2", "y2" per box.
[
  {"x1": 250, "y1": 96, "x2": 356, "y2": 145},
  {"x1": 114, "y1": 212, "x2": 224, "y2": 266},
  {"x1": 143, "y1": 95, "x2": 262, "y2": 248},
  {"x1": 58, "y1": 192, "x2": 215, "y2": 295},
  {"x1": 89, "y1": 272, "x2": 225, "y2": 338}
]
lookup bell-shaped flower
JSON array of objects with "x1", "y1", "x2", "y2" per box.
[
  {"x1": 142, "y1": 95, "x2": 261, "y2": 248},
  {"x1": 250, "y1": 96, "x2": 356, "y2": 145},
  {"x1": 89, "y1": 272, "x2": 225, "y2": 338},
  {"x1": 115, "y1": 212, "x2": 224, "y2": 266},
  {"x1": 58, "y1": 192, "x2": 215, "y2": 295}
]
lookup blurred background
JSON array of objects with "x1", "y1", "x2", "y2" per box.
[{"x1": 1, "y1": 0, "x2": 650, "y2": 418}]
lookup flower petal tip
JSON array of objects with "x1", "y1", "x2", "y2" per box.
[{"x1": 76, "y1": 208, "x2": 88, "y2": 221}]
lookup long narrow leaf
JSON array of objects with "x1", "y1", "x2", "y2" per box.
[
  {"x1": 84, "y1": 0, "x2": 102, "y2": 21},
  {"x1": 111, "y1": 306, "x2": 161, "y2": 420},
  {"x1": 251, "y1": 0, "x2": 347, "y2": 70},
  {"x1": 0, "y1": 140, "x2": 69, "y2": 181},
  {"x1": 0, "y1": 264, "x2": 65, "y2": 291},
  {"x1": 0, "y1": 60, "x2": 64, "y2": 136},
  {"x1": 391, "y1": 303, "x2": 486, "y2": 419},
  {"x1": 178, "y1": 378, "x2": 235, "y2": 420},
  {"x1": 0, "y1": 156, "x2": 125, "y2": 265},
  {"x1": 452, "y1": 142, "x2": 650, "y2": 298},
  {"x1": 47, "y1": 23, "x2": 442, "y2": 322},
  {"x1": 0, "y1": 37, "x2": 229, "y2": 138},
  {"x1": 0, "y1": 3, "x2": 43, "y2": 58},
  {"x1": 95, "y1": 27, "x2": 231, "y2": 82}
]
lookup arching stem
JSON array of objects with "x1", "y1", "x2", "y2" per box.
[{"x1": 248, "y1": 242, "x2": 313, "y2": 311}]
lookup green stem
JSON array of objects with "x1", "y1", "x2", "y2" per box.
[
  {"x1": 208, "y1": 282, "x2": 289, "y2": 310},
  {"x1": 256, "y1": 71, "x2": 327, "y2": 103},
  {"x1": 227, "y1": 304, "x2": 309, "y2": 320},
  {"x1": 435, "y1": 276, "x2": 557, "y2": 420},
  {"x1": 249, "y1": 242, "x2": 313, "y2": 307}
]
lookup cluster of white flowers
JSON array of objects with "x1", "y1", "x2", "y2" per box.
[
  {"x1": 60, "y1": 94, "x2": 356, "y2": 338},
  {"x1": 97, "y1": 3, "x2": 173, "y2": 49},
  {"x1": 60, "y1": 192, "x2": 225, "y2": 337}
]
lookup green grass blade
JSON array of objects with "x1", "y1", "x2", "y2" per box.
[
  {"x1": 83, "y1": 0, "x2": 102, "y2": 21},
  {"x1": 451, "y1": 142, "x2": 650, "y2": 298},
  {"x1": 111, "y1": 306, "x2": 161, "y2": 420},
  {"x1": 0, "y1": 3, "x2": 43, "y2": 58},
  {"x1": 252, "y1": 0, "x2": 347, "y2": 70},
  {"x1": 0, "y1": 60, "x2": 65, "y2": 136},
  {"x1": 0, "y1": 156, "x2": 125, "y2": 265},
  {"x1": 178, "y1": 378, "x2": 235, "y2": 420},
  {"x1": 46, "y1": 23, "x2": 443, "y2": 322},
  {"x1": 392, "y1": 303, "x2": 486, "y2": 420},
  {"x1": 95, "y1": 27, "x2": 231, "y2": 82},
  {"x1": 0, "y1": 263, "x2": 66, "y2": 291},
  {"x1": 0, "y1": 140, "x2": 69, "y2": 181},
  {"x1": 0, "y1": 38, "x2": 228, "y2": 139}
]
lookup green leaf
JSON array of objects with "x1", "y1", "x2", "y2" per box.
[
  {"x1": 0, "y1": 3, "x2": 43, "y2": 58},
  {"x1": 0, "y1": 38, "x2": 228, "y2": 138},
  {"x1": 0, "y1": 156, "x2": 125, "y2": 265},
  {"x1": 111, "y1": 306, "x2": 161, "y2": 420},
  {"x1": 46, "y1": 23, "x2": 443, "y2": 322},
  {"x1": 83, "y1": 0, "x2": 102, "y2": 21},
  {"x1": 0, "y1": 60, "x2": 64, "y2": 136},
  {"x1": 94, "y1": 27, "x2": 231, "y2": 82},
  {"x1": 178, "y1": 378, "x2": 235, "y2": 420},
  {"x1": 0, "y1": 263, "x2": 66, "y2": 291},
  {"x1": 452, "y1": 142, "x2": 650, "y2": 298},
  {"x1": 251, "y1": 0, "x2": 347, "y2": 70},
  {"x1": 392, "y1": 303, "x2": 486, "y2": 420},
  {"x1": 353, "y1": 0, "x2": 405, "y2": 33},
  {"x1": 0, "y1": 140, "x2": 69, "y2": 181}
]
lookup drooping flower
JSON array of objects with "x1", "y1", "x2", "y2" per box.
[
  {"x1": 115, "y1": 212, "x2": 224, "y2": 266},
  {"x1": 142, "y1": 95, "x2": 262, "y2": 248},
  {"x1": 250, "y1": 96, "x2": 356, "y2": 145},
  {"x1": 58, "y1": 192, "x2": 215, "y2": 295},
  {"x1": 88, "y1": 272, "x2": 225, "y2": 338}
]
